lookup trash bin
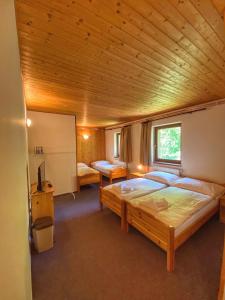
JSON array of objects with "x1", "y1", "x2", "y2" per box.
[{"x1": 32, "y1": 216, "x2": 54, "y2": 253}]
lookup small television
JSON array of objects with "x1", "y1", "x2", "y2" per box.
[{"x1": 37, "y1": 161, "x2": 45, "y2": 192}]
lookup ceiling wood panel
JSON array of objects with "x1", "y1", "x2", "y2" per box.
[
  {"x1": 15, "y1": 0, "x2": 225, "y2": 127},
  {"x1": 212, "y1": 0, "x2": 225, "y2": 15}
]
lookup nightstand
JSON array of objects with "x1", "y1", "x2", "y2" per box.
[
  {"x1": 129, "y1": 172, "x2": 145, "y2": 179},
  {"x1": 220, "y1": 196, "x2": 225, "y2": 223}
]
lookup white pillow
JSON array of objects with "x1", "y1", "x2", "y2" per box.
[
  {"x1": 112, "y1": 160, "x2": 126, "y2": 167},
  {"x1": 172, "y1": 177, "x2": 225, "y2": 198},
  {"x1": 144, "y1": 171, "x2": 180, "y2": 185},
  {"x1": 77, "y1": 162, "x2": 87, "y2": 168},
  {"x1": 92, "y1": 160, "x2": 109, "y2": 166}
]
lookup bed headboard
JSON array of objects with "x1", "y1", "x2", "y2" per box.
[{"x1": 150, "y1": 164, "x2": 182, "y2": 176}]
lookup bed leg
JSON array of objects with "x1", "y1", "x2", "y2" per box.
[
  {"x1": 167, "y1": 249, "x2": 175, "y2": 272},
  {"x1": 99, "y1": 174, "x2": 103, "y2": 187},
  {"x1": 167, "y1": 227, "x2": 175, "y2": 272},
  {"x1": 121, "y1": 201, "x2": 129, "y2": 232},
  {"x1": 109, "y1": 174, "x2": 113, "y2": 184},
  {"x1": 123, "y1": 220, "x2": 129, "y2": 233},
  {"x1": 99, "y1": 187, "x2": 103, "y2": 211},
  {"x1": 121, "y1": 217, "x2": 129, "y2": 232}
]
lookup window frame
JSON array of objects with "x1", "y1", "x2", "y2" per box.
[
  {"x1": 154, "y1": 123, "x2": 181, "y2": 165},
  {"x1": 114, "y1": 132, "x2": 121, "y2": 158}
]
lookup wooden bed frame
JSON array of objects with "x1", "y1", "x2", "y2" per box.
[
  {"x1": 100, "y1": 189, "x2": 130, "y2": 234},
  {"x1": 124, "y1": 200, "x2": 220, "y2": 272},
  {"x1": 100, "y1": 184, "x2": 225, "y2": 272},
  {"x1": 100, "y1": 187, "x2": 124, "y2": 221},
  {"x1": 94, "y1": 165, "x2": 128, "y2": 184},
  {"x1": 77, "y1": 172, "x2": 102, "y2": 192}
]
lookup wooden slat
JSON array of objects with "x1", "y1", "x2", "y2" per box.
[
  {"x1": 101, "y1": 189, "x2": 122, "y2": 216},
  {"x1": 77, "y1": 127, "x2": 105, "y2": 164},
  {"x1": 15, "y1": 0, "x2": 225, "y2": 126},
  {"x1": 212, "y1": 0, "x2": 225, "y2": 15}
]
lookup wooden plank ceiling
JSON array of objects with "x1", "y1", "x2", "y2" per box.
[{"x1": 15, "y1": 0, "x2": 225, "y2": 127}]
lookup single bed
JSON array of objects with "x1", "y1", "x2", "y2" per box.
[
  {"x1": 77, "y1": 162, "x2": 102, "y2": 192},
  {"x1": 91, "y1": 160, "x2": 128, "y2": 183},
  {"x1": 100, "y1": 171, "x2": 180, "y2": 229},
  {"x1": 123, "y1": 178, "x2": 225, "y2": 272}
]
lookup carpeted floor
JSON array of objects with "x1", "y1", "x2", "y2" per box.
[{"x1": 32, "y1": 181, "x2": 224, "y2": 300}]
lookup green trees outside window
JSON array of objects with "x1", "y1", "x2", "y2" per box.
[{"x1": 154, "y1": 124, "x2": 181, "y2": 164}]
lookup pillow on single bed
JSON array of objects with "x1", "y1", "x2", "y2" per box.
[
  {"x1": 144, "y1": 171, "x2": 180, "y2": 185},
  {"x1": 112, "y1": 160, "x2": 126, "y2": 167},
  {"x1": 92, "y1": 160, "x2": 109, "y2": 166},
  {"x1": 77, "y1": 162, "x2": 88, "y2": 168},
  {"x1": 172, "y1": 177, "x2": 225, "y2": 198}
]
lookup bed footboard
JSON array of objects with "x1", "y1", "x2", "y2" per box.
[
  {"x1": 77, "y1": 173, "x2": 102, "y2": 192},
  {"x1": 102, "y1": 168, "x2": 128, "y2": 184},
  {"x1": 125, "y1": 203, "x2": 175, "y2": 272},
  {"x1": 100, "y1": 188, "x2": 122, "y2": 217}
]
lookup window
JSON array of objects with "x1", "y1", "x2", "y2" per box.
[
  {"x1": 154, "y1": 123, "x2": 181, "y2": 164},
  {"x1": 114, "y1": 132, "x2": 121, "y2": 158}
]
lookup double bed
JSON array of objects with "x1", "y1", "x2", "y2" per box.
[
  {"x1": 100, "y1": 177, "x2": 167, "y2": 228},
  {"x1": 91, "y1": 160, "x2": 128, "y2": 183},
  {"x1": 100, "y1": 171, "x2": 225, "y2": 271},
  {"x1": 100, "y1": 171, "x2": 179, "y2": 228},
  {"x1": 77, "y1": 162, "x2": 102, "y2": 192}
]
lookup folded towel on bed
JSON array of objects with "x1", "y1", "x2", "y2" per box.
[
  {"x1": 112, "y1": 183, "x2": 135, "y2": 194},
  {"x1": 141, "y1": 198, "x2": 170, "y2": 212}
]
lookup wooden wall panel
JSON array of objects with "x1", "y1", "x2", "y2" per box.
[
  {"x1": 15, "y1": 0, "x2": 225, "y2": 127},
  {"x1": 212, "y1": 0, "x2": 225, "y2": 15},
  {"x1": 77, "y1": 127, "x2": 105, "y2": 164}
]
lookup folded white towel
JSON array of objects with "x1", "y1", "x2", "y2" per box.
[
  {"x1": 142, "y1": 198, "x2": 169, "y2": 212},
  {"x1": 112, "y1": 184, "x2": 135, "y2": 194}
]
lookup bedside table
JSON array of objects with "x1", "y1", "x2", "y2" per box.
[
  {"x1": 129, "y1": 172, "x2": 145, "y2": 179},
  {"x1": 220, "y1": 196, "x2": 225, "y2": 223}
]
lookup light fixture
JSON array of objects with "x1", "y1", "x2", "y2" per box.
[
  {"x1": 83, "y1": 134, "x2": 89, "y2": 140},
  {"x1": 137, "y1": 164, "x2": 143, "y2": 170},
  {"x1": 27, "y1": 118, "x2": 32, "y2": 127}
]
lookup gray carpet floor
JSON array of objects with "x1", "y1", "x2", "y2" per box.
[{"x1": 32, "y1": 181, "x2": 224, "y2": 300}]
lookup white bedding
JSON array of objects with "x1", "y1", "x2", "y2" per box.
[
  {"x1": 78, "y1": 166, "x2": 99, "y2": 176},
  {"x1": 77, "y1": 162, "x2": 88, "y2": 168},
  {"x1": 175, "y1": 198, "x2": 218, "y2": 237},
  {"x1": 92, "y1": 163, "x2": 125, "y2": 174},
  {"x1": 131, "y1": 187, "x2": 214, "y2": 229},
  {"x1": 103, "y1": 178, "x2": 167, "y2": 201},
  {"x1": 172, "y1": 177, "x2": 225, "y2": 198},
  {"x1": 144, "y1": 171, "x2": 180, "y2": 185}
]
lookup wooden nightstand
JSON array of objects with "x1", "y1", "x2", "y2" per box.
[
  {"x1": 220, "y1": 196, "x2": 225, "y2": 223},
  {"x1": 129, "y1": 172, "x2": 145, "y2": 179},
  {"x1": 31, "y1": 182, "x2": 54, "y2": 224}
]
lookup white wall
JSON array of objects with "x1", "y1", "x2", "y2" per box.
[
  {"x1": 27, "y1": 111, "x2": 77, "y2": 195},
  {"x1": 0, "y1": 1, "x2": 32, "y2": 299},
  {"x1": 106, "y1": 104, "x2": 225, "y2": 184}
]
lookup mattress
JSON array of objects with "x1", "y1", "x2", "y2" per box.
[
  {"x1": 93, "y1": 164, "x2": 124, "y2": 175},
  {"x1": 131, "y1": 187, "x2": 214, "y2": 229},
  {"x1": 78, "y1": 166, "x2": 99, "y2": 176},
  {"x1": 103, "y1": 178, "x2": 167, "y2": 201},
  {"x1": 175, "y1": 198, "x2": 218, "y2": 237}
]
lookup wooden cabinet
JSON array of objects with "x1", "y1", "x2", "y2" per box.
[
  {"x1": 31, "y1": 182, "x2": 54, "y2": 223},
  {"x1": 129, "y1": 172, "x2": 145, "y2": 179}
]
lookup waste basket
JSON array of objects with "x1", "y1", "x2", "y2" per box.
[{"x1": 32, "y1": 216, "x2": 53, "y2": 253}]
